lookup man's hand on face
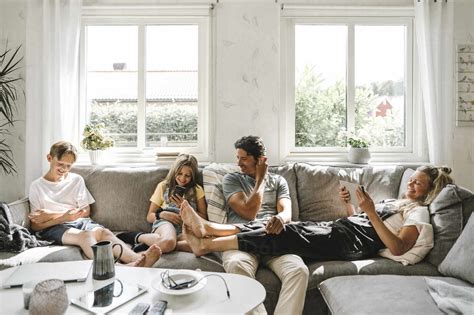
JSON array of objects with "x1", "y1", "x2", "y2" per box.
[
  {"x1": 265, "y1": 215, "x2": 285, "y2": 235},
  {"x1": 255, "y1": 156, "x2": 268, "y2": 181}
]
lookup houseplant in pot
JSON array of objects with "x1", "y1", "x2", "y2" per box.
[
  {"x1": 338, "y1": 131, "x2": 371, "y2": 164},
  {"x1": 0, "y1": 44, "x2": 22, "y2": 174},
  {"x1": 80, "y1": 123, "x2": 114, "y2": 165}
]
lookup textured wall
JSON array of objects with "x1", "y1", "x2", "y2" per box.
[
  {"x1": 214, "y1": 2, "x2": 280, "y2": 163},
  {"x1": 452, "y1": 0, "x2": 474, "y2": 190},
  {"x1": 0, "y1": 0, "x2": 26, "y2": 202}
]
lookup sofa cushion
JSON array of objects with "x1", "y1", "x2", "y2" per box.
[
  {"x1": 269, "y1": 163, "x2": 299, "y2": 221},
  {"x1": 72, "y1": 166, "x2": 169, "y2": 232},
  {"x1": 426, "y1": 184, "x2": 474, "y2": 266},
  {"x1": 438, "y1": 213, "x2": 474, "y2": 284},
  {"x1": 318, "y1": 275, "x2": 469, "y2": 315},
  {"x1": 295, "y1": 164, "x2": 405, "y2": 222},
  {"x1": 202, "y1": 163, "x2": 239, "y2": 223},
  {"x1": 397, "y1": 167, "x2": 415, "y2": 199},
  {"x1": 7, "y1": 198, "x2": 31, "y2": 228},
  {"x1": 0, "y1": 246, "x2": 84, "y2": 270},
  {"x1": 306, "y1": 258, "x2": 439, "y2": 291}
]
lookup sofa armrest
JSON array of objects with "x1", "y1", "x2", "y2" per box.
[{"x1": 7, "y1": 197, "x2": 31, "y2": 228}]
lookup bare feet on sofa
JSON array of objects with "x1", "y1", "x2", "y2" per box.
[
  {"x1": 127, "y1": 244, "x2": 162, "y2": 267},
  {"x1": 183, "y1": 225, "x2": 209, "y2": 257},
  {"x1": 142, "y1": 244, "x2": 162, "y2": 267},
  {"x1": 180, "y1": 200, "x2": 208, "y2": 238}
]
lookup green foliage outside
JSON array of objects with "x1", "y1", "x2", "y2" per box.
[
  {"x1": 90, "y1": 101, "x2": 198, "y2": 147},
  {"x1": 295, "y1": 65, "x2": 405, "y2": 148}
]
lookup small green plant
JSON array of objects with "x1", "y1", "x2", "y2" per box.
[
  {"x1": 81, "y1": 123, "x2": 114, "y2": 150},
  {"x1": 337, "y1": 130, "x2": 371, "y2": 148}
]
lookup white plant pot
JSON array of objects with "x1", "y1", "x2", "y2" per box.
[
  {"x1": 348, "y1": 147, "x2": 371, "y2": 164},
  {"x1": 88, "y1": 150, "x2": 105, "y2": 165}
]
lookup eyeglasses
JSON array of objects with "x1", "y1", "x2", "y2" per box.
[{"x1": 160, "y1": 270, "x2": 230, "y2": 298}]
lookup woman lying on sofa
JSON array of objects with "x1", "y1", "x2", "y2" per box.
[{"x1": 180, "y1": 166, "x2": 453, "y2": 265}]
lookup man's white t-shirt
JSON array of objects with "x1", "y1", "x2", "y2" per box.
[{"x1": 29, "y1": 173, "x2": 95, "y2": 212}]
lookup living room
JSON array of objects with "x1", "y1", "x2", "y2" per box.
[{"x1": 1, "y1": 0, "x2": 473, "y2": 314}]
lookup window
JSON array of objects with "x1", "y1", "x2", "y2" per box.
[
  {"x1": 81, "y1": 7, "x2": 210, "y2": 161},
  {"x1": 281, "y1": 7, "x2": 424, "y2": 162}
]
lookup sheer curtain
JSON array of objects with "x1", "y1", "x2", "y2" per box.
[
  {"x1": 414, "y1": 0, "x2": 454, "y2": 165},
  {"x1": 25, "y1": 0, "x2": 82, "y2": 190}
]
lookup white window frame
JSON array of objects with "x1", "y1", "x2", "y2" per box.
[
  {"x1": 280, "y1": 6, "x2": 427, "y2": 163},
  {"x1": 79, "y1": 5, "x2": 212, "y2": 163}
]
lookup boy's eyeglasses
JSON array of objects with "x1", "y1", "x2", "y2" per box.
[{"x1": 160, "y1": 270, "x2": 230, "y2": 298}]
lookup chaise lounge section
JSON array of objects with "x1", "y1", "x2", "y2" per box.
[{"x1": 1, "y1": 163, "x2": 472, "y2": 314}]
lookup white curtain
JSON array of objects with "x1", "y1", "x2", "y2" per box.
[
  {"x1": 25, "y1": 0, "x2": 82, "y2": 190},
  {"x1": 414, "y1": 0, "x2": 454, "y2": 165}
]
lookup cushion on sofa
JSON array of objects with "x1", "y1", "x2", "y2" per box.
[
  {"x1": 397, "y1": 168, "x2": 415, "y2": 199},
  {"x1": 202, "y1": 163, "x2": 239, "y2": 223},
  {"x1": 269, "y1": 163, "x2": 299, "y2": 221},
  {"x1": 306, "y1": 258, "x2": 440, "y2": 290},
  {"x1": 72, "y1": 166, "x2": 170, "y2": 232},
  {"x1": 318, "y1": 275, "x2": 469, "y2": 315},
  {"x1": 426, "y1": 184, "x2": 474, "y2": 266},
  {"x1": 438, "y1": 213, "x2": 474, "y2": 284},
  {"x1": 295, "y1": 164, "x2": 404, "y2": 222}
]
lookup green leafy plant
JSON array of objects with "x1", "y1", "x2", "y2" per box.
[
  {"x1": 0, "y1": 44, "x2": 22, "y2": 175},
  {"x1": 337, "y1": 130, "x2": 371, "y2": 148},
  {"x1": 80, "y1": 123, "x2": 114, "y2": 151}
]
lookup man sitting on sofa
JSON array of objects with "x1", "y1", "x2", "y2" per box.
[
  {"x1": 28, "y1": 141, "x2": 161, "y2": 267},
  {"x1": 220, "y1": 135, "x2": 309, "y2": 315}
]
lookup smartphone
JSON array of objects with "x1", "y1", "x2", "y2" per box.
[{"x1": 174, "y1": 185, "x2": 186, "y2": 197}]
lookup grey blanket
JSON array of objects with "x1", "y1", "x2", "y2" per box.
[
  {"x1": 425, "y1": 277, "x2": 474, "y2": 315},
  {"x1": 0, "y1": 202, "x2": 51, "y2": 252}
]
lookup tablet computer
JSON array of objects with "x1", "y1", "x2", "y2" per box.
[
  {"x1": 71, "y1": 279, "x2": 147, "y2": 314},
  {"x1": 339, "y1": 180, "x2": 365, "y2": 213}
]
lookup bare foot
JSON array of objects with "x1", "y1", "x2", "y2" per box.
[
  {"x1": 127, "y1": 254, "x2": 146, "y2": 267},
  {"x1": 183, "y1": 225, "x2": 209, "y2": 257},
  {"x1": 142, "y1": 244, "x2": 162, "y2": 267},
  {"x1": 180, "y1": 200, "x2": 207, "y2": 238}
]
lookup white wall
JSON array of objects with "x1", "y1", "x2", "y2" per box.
[
  {"x1": 0, "y1": 0, "x2": 26, "y2": 202},
  {"x1": 452, "y1": 0, "x2": 474, "y2": 191},
  {"x1": 0, "y1": 0, "x2": 472, "y2": 202}
]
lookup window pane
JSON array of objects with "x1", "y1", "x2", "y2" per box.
[
  {"x1": 145, "y1": 25, "x2": 199, "y2": 148},
  {"x1": 86, "y1": 26, "x2": 138, "y2": 147},
  {"x1": 355, "y1": 25, "x2": 406, "y2": 147},
  {"x1": 295, "y1": 25, "x2": 347, "y2": 147}
]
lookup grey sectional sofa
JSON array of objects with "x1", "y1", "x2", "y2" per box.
[{"x1": 1, "y1": 163, "x2": 473, "y2": 315}]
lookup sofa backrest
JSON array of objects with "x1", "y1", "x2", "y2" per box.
[
  {"x1": 72, "y1": 166, "x2": 203, "y2": 232},
  {"x1": 294, "y1": 163, "x2": 406, "y2": 222}
]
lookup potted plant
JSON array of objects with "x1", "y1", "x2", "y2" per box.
[
  {"x1": 338, "y1": 130, "x2": 371, "y2": 164},
  {"x1": 0, "y1": 44, "x2": 22, "y2": 175},
  {"x1": 80, "y1": 123, "x2": 114, "y2": 165}
]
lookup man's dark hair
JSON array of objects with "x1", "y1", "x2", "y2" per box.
[{"x1": 234, "y1": 136, "x2": 266, "y2": 160}]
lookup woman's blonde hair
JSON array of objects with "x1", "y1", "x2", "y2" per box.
[
  {"x1": 164, "y1": 154, "x2": 199, "y2": 204},
  {"x1": 417, "y1": 165, "x2": 454, "y2": 205}
]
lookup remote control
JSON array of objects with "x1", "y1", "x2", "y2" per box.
[
  {"x1": 148, "y1": 300, "x2": 168, "y2": 315},
  {"x1": 128, "y1": 302, "x2": 150, "y2": 315}
]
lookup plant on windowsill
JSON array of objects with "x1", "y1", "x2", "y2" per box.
[
  {"x1": 80, "y1": 123, "x2": 114, "y2": 165},
  {"x1": 0, "y1": 44, "x2": 23, "y2": 175},
  {"x1": 338, "y1": 130, "x2": 371, "y2": 164}
]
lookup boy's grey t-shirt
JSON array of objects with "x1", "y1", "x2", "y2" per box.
[{"x1": 223, "y1": 172, "x2": 291, "y2": 224}]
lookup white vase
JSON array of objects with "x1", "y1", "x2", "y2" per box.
[
  {"x1": 348, "y1": 147, "x2": 371, "y2": 164},
  {"x1": 88, "y1": 150, "x2": 105, "y2": 165}
]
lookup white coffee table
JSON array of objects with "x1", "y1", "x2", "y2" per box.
[{"x1": 0, "y1": 262, "x2": 266, "y2": 314}]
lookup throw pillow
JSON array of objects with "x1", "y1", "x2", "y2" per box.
[
  {"x1": 203, "y1": 163, "x2": 239, "y2": 223},
  {"x1": 438, "y1": 213, "x2": 474, "y2": 284},
  {"x1": 426, "y1": 184, "x2": 474, "y2": 266}
]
